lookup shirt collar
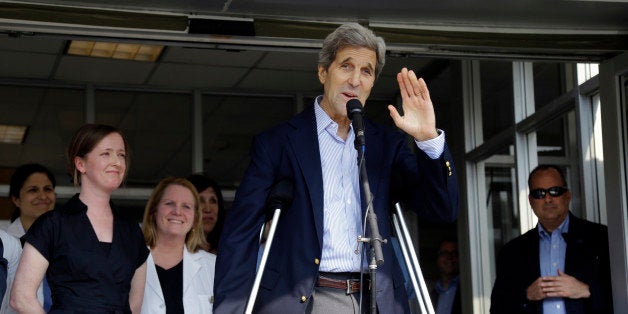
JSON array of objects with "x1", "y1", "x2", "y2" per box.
[
  {"x1": 537, "y1": 213, "x2": 570, "y2": 237},
  {"x1": 435, "y1": 275, "x2": 460, "y2": 293},
  {"x1": 314, "y1": 95, "x2": 336, "y2": 136},
  {"x1": 63, "y1": 193, "x2": 120, "y2": 216}
]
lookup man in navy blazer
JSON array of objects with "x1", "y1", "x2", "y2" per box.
[
  {"x1": 214, "y1": 23, "x2": 459, "y2": 314},
  {"x1": 490, "y1": 165, "x2": 613, "y2": 314}
]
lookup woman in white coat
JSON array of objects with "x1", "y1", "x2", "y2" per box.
[{"x1": 141, "y1": 177, "x2": 216, "y2": 314}]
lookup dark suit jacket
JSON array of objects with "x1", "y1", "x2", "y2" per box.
[
  {"x1": 214, "y1": 104, "x2": 459, "y2": 313},
  {"x1": 490, "y1": 212, "x2": 613, "y2": 314}
]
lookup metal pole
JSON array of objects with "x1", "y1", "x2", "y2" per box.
[
  {"x1": 392, "y1": 213, "x2": 427, "y2": 314},
  {"x1": 245, "y1": 208, "x2": 282, "y2": 314},
  {"x1": 394, "y1": 203, "x2": 435, "y2": 314}
]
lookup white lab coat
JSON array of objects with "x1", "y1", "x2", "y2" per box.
[
  {"x1": 141, "y1": 247, "x2": 215, "y2": 314},
  {"x1": 1, "y1": 223, "x2": 44, "y2": 314}
]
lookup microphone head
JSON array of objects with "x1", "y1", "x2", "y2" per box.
[
  {"x1": 266, "y1": 179, "x2": 294, "y2": 211},
  {"x1": 346, "y1": 98, "x2": 363, "y2": 120}
]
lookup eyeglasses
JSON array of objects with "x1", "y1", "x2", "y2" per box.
[
  {"x1": 438, "y1": 250, "x2": 458, "y2": 257},
  {"x1": 530, "y1": 186, "x2": 569, "y2": 199}
]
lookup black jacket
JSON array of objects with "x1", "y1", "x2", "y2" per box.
[{"x1": 490, "y1": 212, "x2": 612, "y2": 314}]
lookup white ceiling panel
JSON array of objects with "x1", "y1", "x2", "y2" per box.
[
  {"x1": 55, "y1": 56, "x2": 155, "y2": 85},
  {"x1": 163, "y1": 47, "x2": 264, "y2": 67},
  {"x1": 257, "y1": 51, "x2": 319, "y2": 71},
  {"x1": 0, "y1": 51, "x2": 57, "y2": 79},
  {"x1": 0, "y1": 86, "x2": 46, "y2": 123},
  {"x1": 149, "y1": 63, "x2": 248, "y2": 89},
  {"x1": 238, "y1": 68, "x2": 320, "y2": 92},
  {"x1": 0, "y1": 144, "x2": 24, "y2": 167},
  {"x1": 0, "y1": 36, "x2": 64, "y2": 53}
]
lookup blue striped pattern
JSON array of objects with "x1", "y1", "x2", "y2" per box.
[
  {"x1": 415, "y1": 130, "x2": 445, "y2": 159},
  {"x1": 314, "y1": 98, "x2": 363, "y2": 272},
  {"x1": 312, "y1": 96, "x2": 446, "y2": 272}
]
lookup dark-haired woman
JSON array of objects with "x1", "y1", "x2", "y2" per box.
[
  {"x1": 7, "y1": 163, "x2": 56, "y2": 239},
  {"x1": 5, "y1": 163, "x2": 56, "y2": 311},
  {"x1": 11, "y1": 124, "x2": 148, "y2": 313},
  {"x1": 186, "y1": 174, "x2": 225, "y2": 254}
]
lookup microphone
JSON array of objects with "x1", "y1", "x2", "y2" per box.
[{"x1": 346, "y1": 99, "x2": 365, "y2": 151}]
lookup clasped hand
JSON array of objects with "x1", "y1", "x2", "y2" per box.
[{"x1": 526, "y1": 269, "x2": 591, "y2": 301}]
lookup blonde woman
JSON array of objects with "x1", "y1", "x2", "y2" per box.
[{"x1": 141, "y1": 177, "x2": 215, "y2": 314}]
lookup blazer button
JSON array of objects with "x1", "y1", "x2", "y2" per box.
[
  {"x1": 300, "y1": 295, "x2": 307, "y2": 303},
  {"x1": 314, "y1": 258, "x2": 320, "y2": 265},
  {"x1": 445, "y1": 161, "x2": 450, "y2": 167}
]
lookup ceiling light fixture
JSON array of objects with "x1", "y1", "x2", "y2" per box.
[
  {"x1": 67, "y1": 40, "x2": 164, "y2": 62},
  {"x1": 0, "y1": 125, "x2": 28, "y2": 144}
]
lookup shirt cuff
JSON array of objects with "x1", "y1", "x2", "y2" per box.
[{"x1": 415, "y1": 129, "x2": 445, "y2": 159}]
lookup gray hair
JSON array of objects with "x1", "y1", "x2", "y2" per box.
[{"x1": 318, "y1": 23, "x2": 386, "y2": 78}]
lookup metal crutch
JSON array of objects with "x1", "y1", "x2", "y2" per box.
[
  {"x1": 392, "y1": 202, "x2": 435, "y2": 314},
  {"x1": 245, "y1": 180, "x2": 293, "y2": 314}
]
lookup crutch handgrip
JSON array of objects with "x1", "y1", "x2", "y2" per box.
[{"x1": 245, "y1": 179, "x2": 294, "y2": 314}]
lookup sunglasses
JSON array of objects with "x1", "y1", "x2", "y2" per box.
[{"x1": 530, "y1": 186, "x2": 569, "y2": 199}]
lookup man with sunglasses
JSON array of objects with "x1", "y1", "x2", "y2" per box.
[{"x1": 490, "y1": 165, "x2": 613, "y2": 314}]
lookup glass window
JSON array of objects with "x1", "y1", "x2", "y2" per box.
[
  {"x1": 481, "y1": 61, "x2": 514, "y2": 141},
  {"x1": 201, "y1": 95, "x2": 294, "y2": 187},
  {"x1": 96, "y1": 90, "x2": 191, "y2": 184},
  {"x1": 536, "y1": 115, "x2": 567, "y2": 157},
  {"x1": 623, "y1": 76, "x2": 628, "y2": 204},
  {"x1": 533, "y1": 62, "x2": 567, "y2": 109},
  {"x1": 0, "y1": 86, "x2": 84, "y2": 180},
  {"x1": 535, "y1": 109, "x2": 583, "y2": 218},
  {"x1": 0, "y1": 86, "x2": 84, "y2": 219},
  {"x1": 486, "y1": 165, "x2": 518, "y2": 256}
]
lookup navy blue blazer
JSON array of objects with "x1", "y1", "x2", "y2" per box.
[
  {"x1": 214, "y1": 104, "x2": 459, "y2": 313},
  {"x1": 490, "y1": 212, "x2": 613, "y2": 314}
]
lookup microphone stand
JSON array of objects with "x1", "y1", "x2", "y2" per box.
[{"x1": 356, "y1": 146, "x2": 387, "y2": 314}]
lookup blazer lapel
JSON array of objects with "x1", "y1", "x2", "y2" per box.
[
  {"x1": 287, "y1": 106, "x2": 324, "y2": 246},
  {"x1": 146, "y1": 253, "x2": 165, "y2": 302},
  {"x1": 564, "y1": 213, "x2": 585, "y2": 275},
  {"x1": 525, "y1": 229, "x2": 541, "y2": 277},
  {"x1": 182, "y1": 248, "x2": 201, "y2": 295}
]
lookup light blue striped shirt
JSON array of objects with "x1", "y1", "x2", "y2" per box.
[
  {"x1": 314, "y1": 96, "x2": 445, "y2": 271},
  {"x1": 538, "y1": 215, "x2": 569, "y2": 314}
]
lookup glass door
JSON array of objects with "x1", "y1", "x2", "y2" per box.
[{"x1": 599, "y1": 52, "x2": 628, "y2": 313}]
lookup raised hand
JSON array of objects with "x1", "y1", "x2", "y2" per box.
[{"x1": 388, "y1": 67, "x2": 438, "y2": 141}]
